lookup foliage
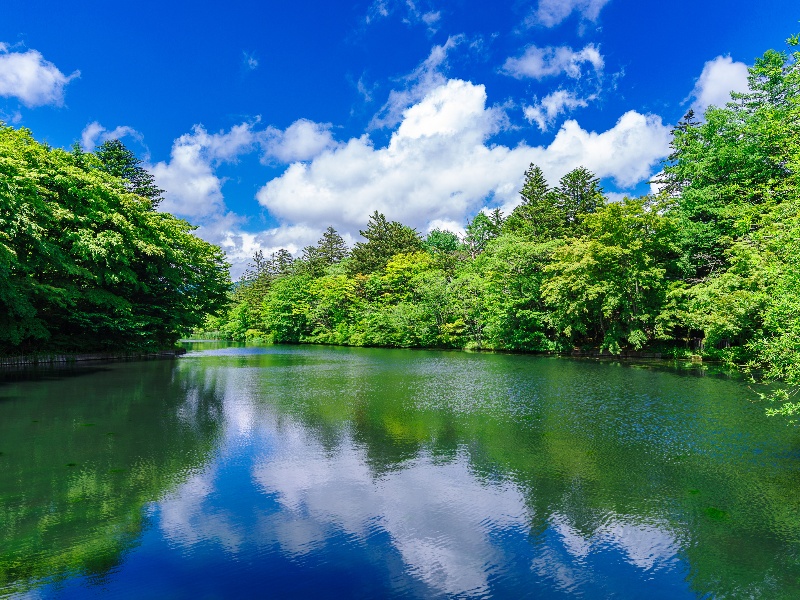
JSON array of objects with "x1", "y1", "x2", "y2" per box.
[
  {"x1": 94, "y1": 139, "x2": 165, "y2": 208},
  {"x1": 424, "y1": 228, "x2": 462, "y2": 254},
  {"x1": 504, "y1": 163, "x2": 562, "y2": 240},
  {"x1": 301, "y1": 226, "x2": 349, "y2": 276},
  {"x1": 464, "y1": 209, "x2": 503, "y2": 257},
  {"x1": 348, "y1": 211, "x2": 423, "y2": 274},
  {"x1": 203, "y1": 34, "x2": 800, "y2": 422},
  {"x1": 554, "y1": 166, "x2": 604, "y2": 229},
  {"x1": 0, "y1": 124, "x2": 230, "y2": 354},
  {"x1": 542, "y1": 198, "x2": 679, "y2": 352}
]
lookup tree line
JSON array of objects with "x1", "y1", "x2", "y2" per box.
[
  {"x1": 0, "y1": 129, "x2": 231, "y2": 354},
  {"x1": 205, "y1": 37, "x2": 800, "y2": 419}
]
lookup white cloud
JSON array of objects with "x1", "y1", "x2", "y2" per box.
[
  {"x1": 251, "y1": 426, "x2": 528, "y2": 596},
  {"x1": 366, "y1": 0, "x2": 441, "y2": 32},
  {"x1": 689, "y1": 55, "x2": 749, "y2": 115},
  {"x1": 212, "y1": 223, "x2": 336, "y2": 279},
  {"x1": 261, "y1": 119, "x2": 337, "y2": 163},
  {"x1": 542, "y1": 110, "x2": 671, "y2": 189},
  {"x1": 371, "y1": 35, "x2": 463, "y2": 129},
  {"x1": 356, "y1": 76, "x2": 375, "y2": 103},
  {"x1": 0, "y1": 45, "x2": 79, "y2": 107},
  {"x1": 243, "y1": 52, "x2": 258, "y2": 70},
  {"x1": 146, "y1": 120, "x2": 338, "y2": 278},
  {"x1": 649, "y1": 170, "x2": 667, "y2": 196},
  {"x1": 147, "y1": 52, "x2": 669, "y2": 280},
  {"x1": 366, "y1": 0, "x2": 391, "y2": 22},
  {"x1": 80, "y1": 121, "x2": 143, "y2": 151},
  {"x1": 604, "y1": 191, "x2": 628, "y2": 203},
  {"x1": 185, "y1": 122, "x2": 258, "y2": 162},
  {"x1": 527, "y1": 0, "x2": 612, "y2": 28},
  {"x1": 149, "y1": 123, "x2": 256, "y2": 220},
  {"x1": 257, "y1": 79, "x2": 670, "y2": 237},
  {"x1": 524, "y1": 90, "x2": 592, "y2": 131},
  {"x1": 422, "y1": 11, "x2": 441, "y2": 26},
  {"x1": 502, "y1": 44, "x2": 604, "y2": 80}
]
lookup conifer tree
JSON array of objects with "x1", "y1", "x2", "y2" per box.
[
  {"x1": 554, "y1": 166, "x2": 604, "y2": 228},
  {"x1": 504, "y1": 163, "x2": 562, "y2": 239},
  {"x1": 348, "y1": 211, "x2": 423, "y2": 274},
  {"x1": 95, "y1": 139, "x2": 164, "y2": 208}
]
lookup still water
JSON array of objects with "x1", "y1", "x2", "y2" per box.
[{"x1": 1, "y1": 343, "x2": 799, "y2": 598}]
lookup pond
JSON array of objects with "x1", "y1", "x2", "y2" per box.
[{"x1": 1, "y1": 343, "x2": 799, "y2": 598}]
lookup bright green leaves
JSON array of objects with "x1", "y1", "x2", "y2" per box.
[
  {"x1": 348, "y1": 211, "x2": 423, "y2": 275},
  {"x1": 542, "y1": 198, "x2": 679, "y2": 352},
  {"x1": 0, "y1": 124, "x2": 230, "y2": 354},
  {"x1": 195, "y1": 32, "x2": 800, "y2": 422}
]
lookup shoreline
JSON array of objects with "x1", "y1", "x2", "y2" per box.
[
  {"x1": 182, "y1": 337, "x2": 718, "y2": 364},
  {"x1": 0, "y1": 348, "x2": 187, "y2": 368}
]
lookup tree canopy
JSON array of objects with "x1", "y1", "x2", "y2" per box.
[
  {"x1": 195, "y1": 34, "x2": 800, "y2": 422},
  {"x1": 348, "y1": 211, "x2": 424, "y2": 274},
  {"x1": 0, "y1": 125, "x2": 230, "y2": 354}
]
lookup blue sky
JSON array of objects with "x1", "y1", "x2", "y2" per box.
[{"x1": 2, "y1": 0, "x2": 798, "y2": 275}]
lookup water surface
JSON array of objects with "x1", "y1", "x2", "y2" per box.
[{"x1": 1, "y1": 344, "x2": 799, "y2": 598}]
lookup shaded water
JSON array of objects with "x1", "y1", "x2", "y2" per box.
[{"x1": 1, "y1": 343, "x2": 799, "y2": 598}]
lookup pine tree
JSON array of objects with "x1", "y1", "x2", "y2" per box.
[
  {"x1": 504, "y1": 163, "x2": 562, "y2": 239},
  {"x1": 316, "y1": 226, "x2": 349, "y2": 264},
  {"x1": 301, "y1": 226, "x2": 350, "y2": 276},
  {"x1": 554, "y1": 166, "x2": 604, "y2": 228},
  {"x1": 95, "y1": 139, "x2": 164, "y2": 208},
  {"x1": 348, "y1": 211, "x2": 423, "y2": 274}
]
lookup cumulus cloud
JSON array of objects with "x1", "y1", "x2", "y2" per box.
[
  {"x1": 689, "y1": 55, "x2": 749, "y2": 115},
  {"x1": 257, "y1": 79, "x2": 671, "y2": 236},
  {"x1": 212, "y1": 223, "x2": 340, "y2": 278},
  {"x1": 148, "y1": 52, "x2": 669, "y2": 279},
  {"x1": 544, "y1": 111, "x2": 671, "y2": 188},
  {"x1": 149, "y1": 123, "x2": 256, "y2": 220},
  {"x1": 527, "y1": 0, "x2": 612, "y2": 28},
  {"x1": 502, "y1": 44, "x2": 604, "y2": 80},
  {"x1": 0, "y1": 44, "x2": 80, "y2": 107},
  {"x1": 371, "y1": 35, "x2": 464, "y2": 129},
  {"x1": 146, "y1": 119, "x2": 340, "y2": 277},
  {"x1": 80, "y1": 121, "x2": 143, "y2": 151},
  {"x1": 261, "y1": 119, "x2": 338, "y2": 163},
  {"x1": 524, "y1": 90, "x2": 592, "y2": 131}
]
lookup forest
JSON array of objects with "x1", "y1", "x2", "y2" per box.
[
  {"x1": 204, "y1": 40, "x2": 800, "y2": 418},
  {"x1": 0, "y1": 128, "x2": 231, "y2": 355},
  {"x1": 1, "y1": 38, "x2": 798, "y2": 418}
]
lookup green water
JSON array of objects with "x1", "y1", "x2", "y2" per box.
[{"x1": 1, "y1": 344, "x2": 799, "y2": 598}]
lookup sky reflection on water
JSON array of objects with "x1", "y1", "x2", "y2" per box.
[{"x1": 2, "y1": 344, "x2": 799, "y2": 598}]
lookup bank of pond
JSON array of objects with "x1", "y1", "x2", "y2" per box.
[{"x1": 1, "y1": 343, "x2": 799, "y2": 598}]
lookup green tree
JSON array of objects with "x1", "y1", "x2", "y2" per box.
[
  {"x1": 305, "y1": 274, "x2": 358, "y2": 344},
  {"x1": 348, "y1": 211, "x2": 423, "y2": 275},
  {"x1": 542, "y1": 198, "x2": 679, "y2": 352},
  {"x1": 660, "y1": 43, "x2": 800, "y2": 280},
  {"x1": 475, "y1": 233, "x2": 558, "y2": 351},
  {"x1": 424, "y1": 228, "x2": 462, "y2": 253},
  {"x1": 504, "y1": 164, "x2": 562, "y2": 240},
  {"x1": 301, "y1": 226, "x2": 349, "y2": 276},
  {"x1": 0, "y1": 124, "x2": 229, "y2": 354},
  {"x1": 464, "y1": 210, "x2": 503, "y2": 257},
  {"x1": 261, "y1": 275, "x2": 313, "y2": 343},
  {"x1": 554, "y1": 166, "x2": 604, "y2": 228},
  {"x1": 95, "y1": 139, "x2": 164, "y2": 208}
]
